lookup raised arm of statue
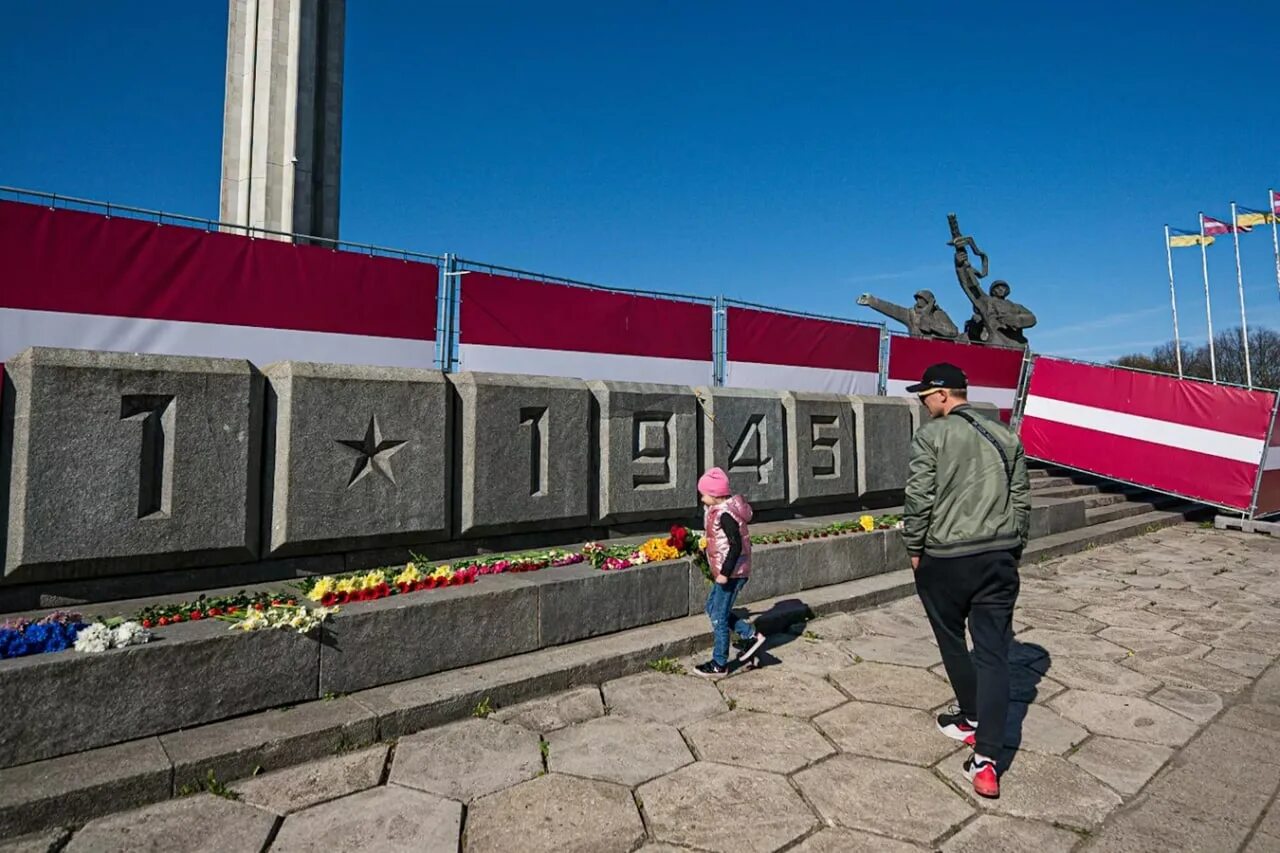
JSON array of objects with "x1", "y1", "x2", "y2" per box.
[
  {"x1": 970, "y1": 244, "x2": 989, "y2": 279},
  {"x1": 857, "y1": 294, "x2": 912, "y2": 328}
]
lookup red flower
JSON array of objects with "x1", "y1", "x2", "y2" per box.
[
  {"x1": 207, "y1": 608, "x2": 222, "y2": 617},
  {"x1": 253, "y1": 603, "x2": 265, "y2": 611},
  {"x1": 377, "y1": 583, "x2": 391, "y2": 598},
  {"x1": 141, "y1": 619, "x2": 153, "y2": 629},
  {"x1": 271, "y1": 599, "x2": 283, "y2": 607},
  {"x1": 228, "y1": 607, "x2": 240, "y2": 615},
  {"x1": 396, "y1": 583, "x2": 409, "y2": 594},
  {"x1": 321, "y1": 592, "x2": 337, "y2": 607},
  {"x1": 190, "y1": 611, "x2": 203, "y2": 621},
  {"x1": 450, "y1": 574, "x2": 465, "y2": 586},
  {"x1": 336, "y1": 591, "x2": 349, "y2": 605}
]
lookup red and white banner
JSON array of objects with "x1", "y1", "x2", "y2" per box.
[
  {"x1": 1251, "y1": 406, "x2": 1280, "y2": 515},
  {"x1": 0, "y1": 200, "x2": 438, "y2": 368},
  {"x1": 1021, "y1": 357, "x2": 1278, "y2": 512},
  {"x1": 457, "y1": 272, "x2": 713, "y2": 384},
  {"x1": 886, "y1": 335, "x2": 1024, "y2": 420},
  {"x1": 724, "y1": 306, "x2": 880, "y2": 395}
]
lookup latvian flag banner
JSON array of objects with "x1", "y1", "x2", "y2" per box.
[
  {"x1": 724, "y1": 306, "x2": 880, "y2": 395},
  {"x1": 0, "y1": 200, "x2": 438, "y2": 368},
  {"x1": 1203, "y1": 214, "x2": 1249, "y2": 235},
  {"x1": 886, "y1": 335, "x2": 1024, "y2": 420},
  {"x1": 1021, "y1": 357, "x2": 1278, "y2": 513},
  {"x1": 457, "y1": 272, "x2": 714, "y2": 385}
]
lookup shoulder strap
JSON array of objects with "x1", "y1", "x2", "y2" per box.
[{"x1": 951, "y1": 409, "x2": 1014, "y2": 494}]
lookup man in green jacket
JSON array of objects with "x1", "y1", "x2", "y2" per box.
[{"x1": 903, "y1": 363, "x2": 1030, "y2": 800}]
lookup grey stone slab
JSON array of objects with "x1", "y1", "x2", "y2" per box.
[
  {"x1": 1083, "y1": 796, "x2": 1255, "y2": 853},
  {"x1": 548, "y1": 716, "x2": 692, "y2": 786},
  {"x1": 717, "y1": 667, "x2": 848, "y2": 718},
  {"x1": 710, "y1": 531, "x2": 886, "y2": 612},
  {"x1": 684, "y1": 710, "x2": 834, "y2": 773},
  {"x1": 1205, "y1": 647, "x2": 1273, "y2": 678},
  {"x1": 1079, "y1": 605, "x2": 1182, "y2": 632},
  {"x1": 1041, "y1": 657, "x2": 1162, "y2": 697},
  {"x1": 228, "y1": 744, "x2": 388, "y2": 815},
  {"x1": 841, "y1": 635, "x2": 942, "y2": 668},
  {"x1": 588, "y1": 380, "x2": 699, "y2": 523},
  {"x1": 603, "y1": 671, "x2": 728, "y2": 728},
  {"x1": 694, "y1": 386, "x2": 787, "y2": 508},
  {"x1": 939, "y1": 750, "x2": 1121, "y2": 829},
  {"x1": 1009, "y1": 665, "x2": 1067, "y2": 704},
  {"x1": 794, "y1": 754, "x2": 974, "y2": 844},
  {"x1": 1149, "y1": 685, "x2": 1224, "y2": 723},
  {"x1": 782, "y1": 391, "x2": 856, "y2": 505},
  {"x1": 761, "y1": 635, "x2": 857, "y2": 674},
  {"x1": 1007, "y1": 701, "x2": 1088, "y2": 755},
  {"x1": 829, "y1": 661, "x2": 955, "y2": 710},
  {"x1": 1013, "y1": 628, "x2": 1131, "y2": 662},
  {"x1": 1028, "y1": 499, "x2": 1087, "y2": 540},
  {"x1": 466, "y1": 774, "x2": 644, "y2": 853},
  {"x1": 450, "y1": 372, "x2": 591, "y2": 536},
  {"x1": 851, "y1": 395, "x2": 912, "y2": 494},
  {"x1": 0, "y1": 618, "x2": 320, "y2": 768},
  {"x1": 389, "y1": 718, "x2": 540, "y2": 802},
  {"x1": 3, "y1": 348, "x2": 262, "y2": 582},
  {"x1": 64, "y1": 794, "x2": 276, "y2": 853},
  {"x1": 815, "y1": 700, "x2": 958, "y2": 766},
  {"x1": 491, "y1": 686, "x2": 604, "y2": 733},
  {"x1": 1049, "y1": 691, "x2": 1199, "y2": 746},
  {"x1": 1097, "y1": 626, "x2": 1211, "y2": 659},
  {"x1": 0, "y1": 828, "x2": 71, "y2": 853},
  {"x1": 1219, "y1": 703, "x2": 1280, "y2": 735},
  {"x1": 261, "y1": 361, "x2": 450, "y2": 556},
  {"x1": 851, "y1": 605, "x2": 934, "y2": 639},
  {"x1": 941, "y1": 815, "x2": 1079, "y2": 853},
  {"x1": 1068, "y1": 736, "x2": 1173, "y2": 796},
  {"x1": 0, "y1": 737, "x2": 171, "y2": 839},
  {"x1": 639, "y1": 762, "x2": 817, "y2": 853},
  {"x1": 270, "y1": 785, "x2": 462, "y2": 852},
  {"x1": 790, "y1": 828, "x2": 925, "y2": 853},
  {"x1": 318, "y1": 573, "x2": 539, "y2": 694},
  {"x1": 1127, "y1": 654, "x2": 1251, "y2": 693},
  {"x1": 534, "y1": 560, "x2": 690, "y2": 646},
  {"x1": 161, "y1": 696, "x2": 377, "y2": 791},
  {"x1": 1015, "y1": 608, "x2": 1105, "y2": 634}
]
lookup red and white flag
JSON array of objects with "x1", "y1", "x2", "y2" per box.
[
  {"x1": 1204, "y1": 214, "x2": 1250, "y2": 235},
  {"x1": 724, "y1": 306, "x2": 880, "y2": 395},
  {"x1": 886, "y1": 335, "x2": 1024, "y2": 421},
  {"x1": 1272, "y1": 190, "x2": 1280, "y2": 216},
  {"x1": 1021, "y1": 357, "x2": 1276, "y2": 512}
]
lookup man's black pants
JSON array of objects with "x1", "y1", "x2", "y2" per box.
[{"x1": 914, "y1": 549, "x2": 1020, "y2": 759}]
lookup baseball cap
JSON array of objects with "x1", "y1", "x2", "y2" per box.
[{"x1": 905, "y1": 363, "x2": 968, "y2": 395}]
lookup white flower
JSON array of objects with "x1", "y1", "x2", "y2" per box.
[
  {"x1": 111, "y1": 621, "x2": 152, "y2": 648},
  {"x1": 74, "y1": 623, "x2": 113, "y2": 654}
]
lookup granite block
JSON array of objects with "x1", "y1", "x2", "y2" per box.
[
  {"x1": 694, "y1": 387, "x2": 787, "y2": 508},
  {"x1": 530, "y1": 560, "x2": 691, "y2": 646},
  {"x1": 782, "y1": 391, "x2": 856, "y2": 505},
  {"x1": 850, "y1": 396, "x2": 912, "y2": 495}
]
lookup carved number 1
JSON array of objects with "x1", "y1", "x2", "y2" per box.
[
  {"x1": 120, "y1": 394, "x2": 175, "y2": 519},
  {"x1": 520, "y1": 406, "x2": 549, "y2": 497}
]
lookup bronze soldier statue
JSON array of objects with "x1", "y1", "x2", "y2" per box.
[
  {"x1": 948, "y1": 213, "x2": 1035, "y2": 348},
  {"x1": 857, "y1": 290, "x2": 960, "y2": 339}
]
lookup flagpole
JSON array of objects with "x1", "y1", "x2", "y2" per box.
[
  {"x1": 1200, "y1": 212, "x2": 1218, "y2": 383},
  {"x1": 1231, "y1": 202, "x2": 1253, "y2": 388},
  {"x1": 1271, "y1": 189, "x2": 1280, "y2": 302},
  {"x1": 1164, "y1": 225, "x2": 1184, "y2": 378}
]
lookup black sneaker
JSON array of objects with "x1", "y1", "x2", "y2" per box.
[
  {"x1": 737, "y1": 633, "x2": 767, "y2": 661},
  {"x1": 936, "y1": 709, "x2": 978, "y2": 746},
  {"x1": 694, "y1": 661, "x2": 728, "y2": 677}
]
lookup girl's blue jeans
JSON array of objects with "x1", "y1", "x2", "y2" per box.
[{"x1": 705, "y1": 577, "x2": 756, "y2": 666}]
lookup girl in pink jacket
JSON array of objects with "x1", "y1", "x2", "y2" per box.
[{"x1": 696, "y1": 467, "x2": 767, "y2": 676}]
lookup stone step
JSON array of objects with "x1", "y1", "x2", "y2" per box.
[
  {"x1": 1030, "y1": 476, "x2": 1075, "y2": 491},
  {"x1": 0, "y1": 511, "x2": 1200, "y2": 840},
  {"x1": 1083, "y1": 492, "x2": 1129, "y2": 509},
  {"x1": 1085, "y1": 497, "x2": 1176, "y2": 526},
  {"x1": 1033, "y1": 483, "x2": 1103, "y2": 500}
]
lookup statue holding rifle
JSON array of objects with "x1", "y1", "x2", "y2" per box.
[{"x1": 948, "y1": 213, "x2": 1036, "y2": 348}]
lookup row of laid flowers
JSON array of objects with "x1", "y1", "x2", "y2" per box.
[{"x1": 0, "y1": 513, "x2": 901, "y2": 660}]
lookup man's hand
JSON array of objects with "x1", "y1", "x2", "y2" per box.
[
  {"x1": 910, "y1": 556, "x2": 920, "y2": 571},
  {"x1": 715, "y1": 574, "x2": 729, "y2": 585}
]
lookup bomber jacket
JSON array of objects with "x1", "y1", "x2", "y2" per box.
[{"x1": 902, "y1": 404, "x2": 1032, "y2": 558}]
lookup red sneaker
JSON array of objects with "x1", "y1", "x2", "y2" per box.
[
  {"x1": 964, "y1": 754, "x2": 999, "y2": 799},
  {"x1": 936, "y1": 711, "x2": 977, "y2": 746}
]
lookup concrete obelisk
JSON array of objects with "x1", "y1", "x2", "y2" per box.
[{"x1": 219, "y1": 0, "x2": 345, "y2": 242}]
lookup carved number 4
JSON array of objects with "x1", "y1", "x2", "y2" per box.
[{"x1": 728, "y1": 415, "x2": 772, "y2": 484}]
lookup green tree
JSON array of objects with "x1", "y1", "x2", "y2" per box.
[{"x1": 1113, "y1": 326, "x2": 1280, "y2": 390}]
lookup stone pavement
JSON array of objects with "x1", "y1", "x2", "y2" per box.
[{"x1": 11, "y1": 523, "x2": 1280, "y2": 852}]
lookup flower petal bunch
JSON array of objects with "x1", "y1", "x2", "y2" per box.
[
  {"x1": 307, "y1": 564, "x2": 478, "y2": 607},
  {"x1": 134, "y1": 591, "x2": 291, "y2": 629},
  {"x1": 463, "y1": 548, "x2": 584, "y2": 576},
  {"x1": 73, "y1": 621, "x2": 152, "y2": 654},
  {"x1": 225, "y1": 604, "x2": 337, "y2": 635},
  {"x1": 0, "y1": 611, "x2": 87, "y2": 659}
]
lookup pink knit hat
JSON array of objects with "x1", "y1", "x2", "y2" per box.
[{"x1": 697, "y1": 467, "x2": 732, "y2": 497}]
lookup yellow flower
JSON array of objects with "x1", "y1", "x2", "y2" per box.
[
  {"x1": 639, "y1": 537, "x2": 679, "y2": 563},
  {"x1": 858, "y1": 515, "x2": 875, "y2": 532},
  {"x1": 361, "y1": 570, "x2": 386, "y2": 589},
  {"x1": 395, "y1": 564, "x2": 422, "y2": 586},
  {"x1": 336, "y1": 578, "x2": 357, "y2": 594},
  {"x1": 697, "y1": 536, "x2": 708, "y2": 551},
  {"x1": 307, "y1": 576, "x2": 336, "y2": 602},
  {"x1": 429, "y1": 564, "x2": 454, "y2": 580}
]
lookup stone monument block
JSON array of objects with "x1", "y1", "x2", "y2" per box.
[
  {"x1": 2, "y1": 348, "x2": 261, "y2": 582},
  {"x1": 450, "y1": 372, "x2": 591, "y2": 537},
  {"x1": 782, "y1": 392, "x2": 856, "y2": 506},
  {"x1": 262, "y1": 362, "x2": 450, "y2": 557},
  {"x1": 588, "y1": 380, "x2": 698, "y2": 524},
  {"x1": 694, "y1": 387, "x2": 787, "y2": 508},
  {"x1": 851, "y1": 396, "x2": 913, "y2": 494}
]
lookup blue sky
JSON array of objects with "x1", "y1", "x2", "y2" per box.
[{"x1": 3, "y1": 2, "x2": 1278, "y2": 361}]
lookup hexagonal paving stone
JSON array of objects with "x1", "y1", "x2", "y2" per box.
[
  {"x1": 939, "y1": 750, "x2": 1122, "y2": 829},
  {"x1": 491, "y1": 686, "x2": 604, "y2": 733},
  {"x1": 850, "y1": 607, "x2": 935, "y2": 638},
  {"x1": 1005, "y1": 702, "x2": 1088, "y2": 755},
  {"x1": 466, "y1": 773, "x2": 643, "y2": 853},
  {"x1": 794, "y1": 754, "x2": 973, "y2": 844},
  {"x1": 1097, "y1": 627, "x2": 1211, "y2": 659},
  {"x1": 815, "y1": 701, "x2": 957, "y2": 766},
  {"x1": 603, "y1": 671, "x2": 727, "y2": 728},
  {"x1": 1015, "y1": 591, "x2": 1087, "y2": 612},
  {"x1": 1014, "y1": 608, "x2": 1106, "y2": 634},
  {"x1": 841, "y1": 635, "x2": 942, "y2": 668},
  {"x1": 1205, "y1": 648, "x2": 1273, "y2": 678},
  {"x1": 1078, "y1": 604, "x2": 1182, "y2": 631},
  {"x1": 1039, "y1": 657, "x2": 1162, "y2": 696},
  {"x1": 1050, "y1": 690, "x2": 1199, "y2": 746},
  {"x1": 1126, "y1": 654, "x2": 1251, "y2": 694},
  {"x1": 804, "y1": 611, "x2": 870, "y2": 641},
  {"x1": 829, "y1": 661, "x2": 954, "y2": 710},
  {"x1": 548, "y1": 715, "x2": 692, "y2": 786},
  {"x1": 230, "y1": 744, "x2": 388, "y2": 815},
  {"x1": 1068, "y1": 735, "x2": 1174, "y2": 796},
  {"x1": 639, "y1": 762, "x2": 817, "y2": 853},
  {"x1": 1013, "y1": 629, "x2": 1130, "y2": 662},
  {"x1": 789, "y1": 827, "x2": 926, "y2": 852},
  {"x1": 1009, "y1": 665, "x2": 1066, "y2": 704},
  {"x1": 683, "y1": 710, "x2": 833, "y2": 773},
  {"x1": 389, "y1": 718, "x2": 541, "y2": 801},
  {"x1": 761, "y1": 636, "x2": 857, "y2": 675},
  {"x1": 1149, "y1": 685, "x2": 1224, "y2": 723},
  {"x1": 64, "y1": 794, "x2": 276, "y2": 853},
  {"x1": 940, "y1": 815, "x2": 1079, "y2": 853},
  {"x1": 717, "y1": 666, "x2": 847, "y2": 718},
  {"x1": 270, "y1": 785, "x2": 461, "y2": 852}
]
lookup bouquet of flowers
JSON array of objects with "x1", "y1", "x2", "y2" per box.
[{"x1": 0, "y1": 611, "x2": 87, "y2": 659}]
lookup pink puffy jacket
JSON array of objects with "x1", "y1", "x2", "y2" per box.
[{"x1": 704, "y1": 495, "x2": 753, "y2": 579}]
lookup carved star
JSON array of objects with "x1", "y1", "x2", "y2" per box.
[{"x1": 336, "y1": 415, "x2": 407, "y2": 487}]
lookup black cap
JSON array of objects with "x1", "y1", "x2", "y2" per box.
[{"x1": 905, "y1": 362, "x2": 968, "y2": 394}]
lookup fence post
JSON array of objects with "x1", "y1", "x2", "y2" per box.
[
  {"x1": 1248, "y1": 391, "x2": 1280, "y2": 519},
  {"x1": 1011, "y1": 348, "x2": 1035, "y2": 431},
  {"x1": 877, "y1": 326, "x2": 890, "y2": 396},
  {"x1": 714, "y1": 295, "x2": 727, "y2": 387}
]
